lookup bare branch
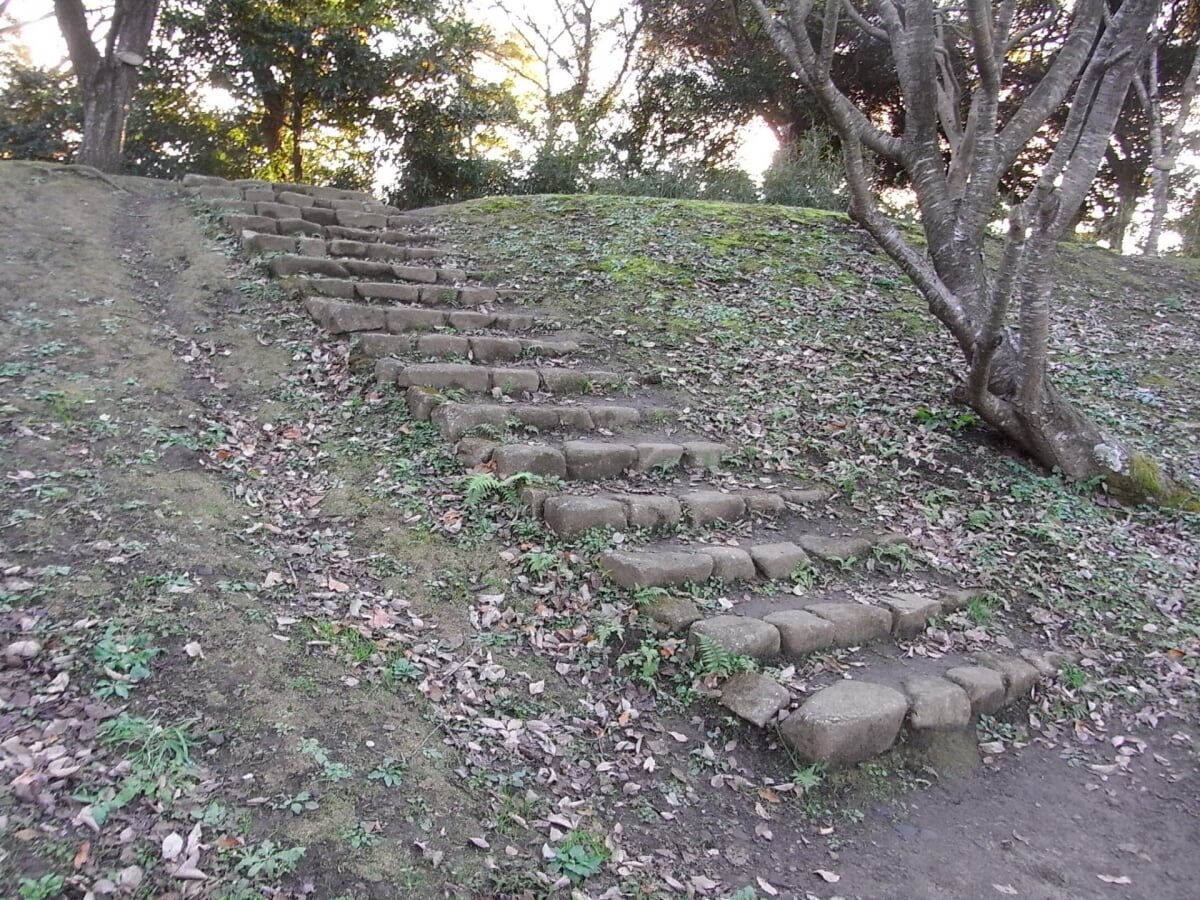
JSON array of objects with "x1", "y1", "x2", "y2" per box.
[
  {"x1": 747, "y1": 0, "x2": 902, "y2": 160},
  {"x1": 840, "y1": 0, "x2": 886, "y2": 41}
]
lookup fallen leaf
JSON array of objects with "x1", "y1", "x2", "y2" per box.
[
  {"x1": 993, "y1": 885, "x2": 1018, "y2": 895},
  {"x1": 1097, "y1": 875, "x2": 1132, "y2": 885},
  {"x1": 327, "y1": 576, "x2": 350, "y2": 593},
  {"x1": 815, "y1": 869, "x2": 840, "y2": 883},
  {"x1": 73, "y1": 840, "x2": 90, "y2": 869},
  {"x1": 183, "y1": 641, "x2": 204, "y2": 658},
  {"x1": 162, "y1": 832, "x2": 183, "y2": 861},
  {"x1": 756, "y1": 876, "x2": 779, "y2": 896}
]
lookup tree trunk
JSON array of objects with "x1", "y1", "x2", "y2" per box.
[
  {"x1": 77, "y1": 58, "x2": 138, "y2": 171},
  {"x1": 54, "y1": 0, "x2": 160, "y2": 173}
]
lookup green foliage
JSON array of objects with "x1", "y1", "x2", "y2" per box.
[
  {"x1": 463, "y1": 470, "x2": 541, "y2": 507},
  {"x1": 617, "y1": 638, "x2": 667, "y2": 687},
  {"x1": 17, "y1": 874, "x2": 66, "y2": 900},
  {"x1": 594, "y1": 163, "x2": 758, "y2": 203},
  {"x1": 368, "y1": 756, "x2": 407, "y2": 788},
  {"x1": 0, "y1": 55, "x2": 80, "y2": 162},
  {"x1": 229, "y1": 841, "x2": 307, "y2": 880},
  {"x1": 92, "y1": 628, "x2": 161, "y2": 699},
  {"x1": 761, "y1": 127, "x2": 846, "y2": 211},
  {"x1": 296, "y1": 737, "x2": 353, "y2": 781},
  {"x1": 691, "y1": 634, "x2": 757, "y2": 680},
  {"x1": 548, "y1": 829, "x2": 610, "y2": 883}
]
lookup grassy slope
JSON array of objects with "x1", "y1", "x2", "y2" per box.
[
  {"x1": 439, "y1": 193, "x2": 1198, "y2": 701},
  {"x1": 1, "y1": 172, "x2": 1195, "y2": 898}
]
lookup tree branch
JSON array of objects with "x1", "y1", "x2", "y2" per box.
[{"x1": 53, "y1": 0, "x2": 100, "y2": 83}]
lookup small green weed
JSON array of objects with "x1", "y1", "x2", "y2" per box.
[
  {"x1": 368, "y1": 757, "x2": 407, "y2": 788},
  {"x1": 270, "y1": 790, "x2": 320, "y2": 815},
  {"x1": 297, "y1": 737, "x2": 353, "y2": 781},
  {"x1": 17, "y1": 874, "x2": 65, "y2": 900},
  {"x1": 92, "y1": 627, "x2": 161, "y2": 699},
  {"x1": 548, "y1": 829, "x2": 609, "y2": 883}
]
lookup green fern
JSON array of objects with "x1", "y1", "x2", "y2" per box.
[
  {"x1": 463, "y1": 471, "x2": 541, "y2": 507},
  {"x1": 692, "y1": 634, "x2": 757, "y2": 679}
]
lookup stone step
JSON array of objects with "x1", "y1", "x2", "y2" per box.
[
  {"x1": 467, "y1": 437, "x2": 736, "y2": 482},
  {"x1": 296, "y1": 277, "x2": 502, "y2": 307},
  {"x1": 306, "y1": 300, "x2": 550, "y2": 339},
  {"x1": 599, "y1": 533, "x2": 895, "y2": 589},
  {"x1": 381, "y1": 362, "x2": 622, "y2": 396},
  {"x1": 414, "y1": 396, "x2": 681, "y2": 441},
  {"x1": 668, "y1": 589, "x2": 959, "y2": 664},
  {"x1": 520, "y1": 485, "x2": 824, "y2": 537},
  {"x1": 267, "y1": 254, "x2": 469, "y2": 281},
  {"x1": 712, "y1": 646, "x2": 1063, "y2": 766}
]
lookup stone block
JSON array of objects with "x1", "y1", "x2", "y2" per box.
[
  {"x1": 490, "y1": 368, "x2": 541, "y2": 394},
  {"x1": 406, "y1": 386, "x2": 442, "y2": 421},
  {"x1": 681, "y1": 441, "x2": 729, "y2": 469},
  {"x1": 539, "y1": 369, "x2": 596, "y2": 394},
  {"x1": 600, "y1": 550, "x2": 714, "y2": 589},
  {"x1": 329, "y1": 239, "x2": 368, "y2": 257},
  {"x1": 365, "y1": 243, "x2": 407, "y2": 261},
  {"x1": 616, "y1": 494, "x2": 681, "y2": 530},
  {"x1": 255, "y1": 201, "x2": 303, "y2": 219},
  {"x1": 943, "y1": 666, "x2": 1006, "y2": 717},
  {"x1": 780, "y1": 681, "x2": 908, "y2": 766},
  {"x1": 973, "y1": 652, "x2": 1040, "y2": 703},
  {"x1": 588, "y1": 406, "x2": 641, "y2": 430},
  {"x1": 332, "y1": 199, "x2": 367, "y2": 211},
  {"x1": 344, "y1": 260, "x2": 396, "y2": 279},
  {"x1": 470, "y1": 337, "x2": 524, "y2": 363},
  {"x1": 879, "y1": 593, "x2": 943, "y2": 638},
  {"x1": 296, "y1": 237, "x2": 327, "y2": 256},
  {"x1": 454, "y1": 437, "x2": 496, "y2": 467},
  {"x1": 783, "y1": 488, "x2": 832, "y2": 505},
  {"x1": 373, "y1": 358, "x2": 403, "y2": 385},
  {"x1": 517, "y1": 486, "x2": 554, "y2": 517},
  {"x1": 276, "y1": 190, "x2": 315, "y2": 208},
  {"x1": 720, "y1": 673, "x2": 791, "y2": 728},
  {"x1": 763, "y1": 610, "x2": 837, "y2": 658},
  {"x1": 705, "y1": 546, "x2": 757, "y2": 582},
  {"x1": 193, "y1": 185, "x2": 241, "y2": 201},
  {"x1": 564, "y1": 441, "x2": 636, "y2": 481},
  {"x1": 690, "y1": 616, "x2": 780, "y2": 661},
  {"x1": 242, "y1": 232, "x2": 295, "y2": 254},
  {"x1": 749, "y1": 543, "x2": 810, "y2": 580},
  {"x1": 431, "y1": 403, "x2": 508, "y2": 441},
  {"x1": 634, "y1": 442, "x2": 684, "y2": 472},
  {"x1": 417, "y1": 334, "x2": 470, "y2": 358},
  {"x1": 504, "y1": 407, "x2": 557, "y2": 432},
  {"x1": 804, "y1": 603, "x2": 892, "y2": 647},
  {"x1": 316, "y1": 301, "x2": 385, "y2": 334},
  {"x1": 493, "y1": 313, "x2": 535, "y2": 330},
  {"x1": 520, "y1": 337, "x2": 576, "y2": 356},
  {"x1": 492, "y1": 444, "x2": 566, "y2": 479},
  {"x1": 398, "y1": 363, "x2": 490, "y2": 392},
  {"x1": 436, "y1": 267, "x2": 467, "y2": 282},
  {"x1": 357, "y1": 334, "x2": 414, "y2": 358},
  {"x1": 643, "y1": 596, "x2": 703, "y2": 631},
  {"x1": 555, "y1": 408, "x2": 595, "y2": 431},
  {"x1": 240, "y1": 188, "x2": 275, "y2": 202},
  {"x1": 940, "y1": 588, "x2": 985, "y2": 612},
  {"x1": 458, "y1": 286, "x2": 500, "y2": 305},
  {"x1": 299, "y1": 278, "x2": 356, "y2": 298},
  {"x1": 681, "y1": 491, "x2": 747, "y2": 526},
  {"x1": 903, "y1": 676, "x2": 972, "y2": 729},
  {"x1": 447, "y1": 311, "x2": 495, "y2": 330},
  {"x1": 388, "y1": 214, "x2": 425, "y2": 227},
  {"x1": 387, "y1": 308, "x2": 447, "y2": 332},
  {"x1": 543, "y1": 495, "x2": 628, "y2": 537},
  {"x1": 182, "y1": 173, "x2": 230, "y2": 187},
  {"x1": 300, "y1": 207, "x2": 338, "y2": 226},
  {"x1": 224, "y1": 214, "x2": 277, "y2": 234},
  {"x1": 742, "y1": 491, "x2": 787, "y2": 515},
  {"x1": 393, "y1": 265, "x2": 439, "y2": 283},
  {"x1": 268, "y1": 255, "x2": 349, "y2": 278},
  {"x1": 336, "y1": 210, "x2": 388, "y2": 228},
  {"x1": 797, "y1": 533, "x2": 875, "y2": 562},
  {"x1": 420, "y1": 285, "x2": 460, "y2": 305},
  {"x1": 275, "y1": 218, "x2": 324, "y2": 236}
]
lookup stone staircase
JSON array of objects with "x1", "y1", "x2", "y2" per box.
[{"x1": 187, "y1": 173, "x2": 1070, "y2": 769}]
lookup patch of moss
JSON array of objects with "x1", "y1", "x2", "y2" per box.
[{"x1": 1106, "y1": 452, "x2": 1200, "y2": 510}]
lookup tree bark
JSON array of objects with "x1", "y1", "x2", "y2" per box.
[
  {"x1": 54, "y1": 0, "x2": 160, "y2": 173},
  {"x1": 749, "y1": 0, "x2": 1193, "y2": 506}
]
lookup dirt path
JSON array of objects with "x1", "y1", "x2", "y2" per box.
[{"x1": 1, "y1": 162, "x2": 1197, "y2": 899}]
